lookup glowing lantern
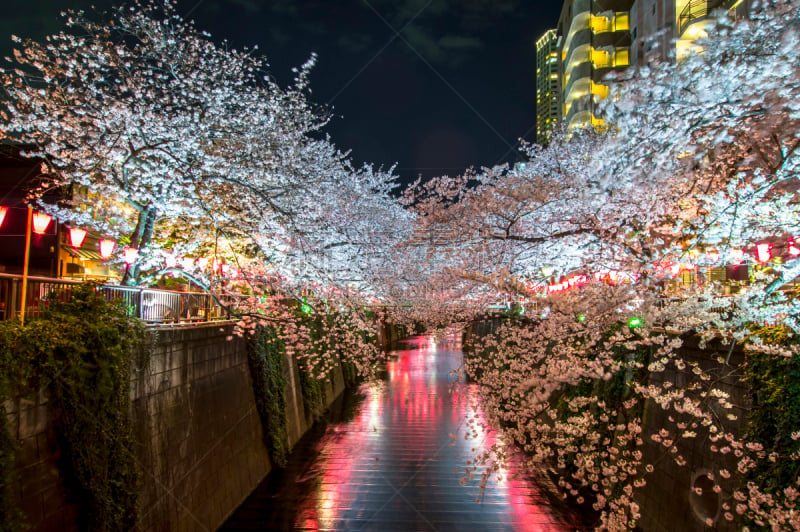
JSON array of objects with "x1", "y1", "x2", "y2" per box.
[
  {"x1": 32, "y1": 212, "x2": 52, "y2": 234},
  {"x1": 123, "y1": 247, "x2": 139, "y2": 264},
  {"x1": 756, "y1": 243, "x2": 771, "y2": 263},
  {"x1": 99, "y1": 239, "x2": 115, "y2": 258},
  {"x1": 789, "y1": 241, "x2": 800, "y2": 257},
  {"x1": 670, "y1": 263, "x2": 681, "y2": 275},
  {"x1": 68, "y1": 227, "x2": 87, "y2": 248},
  {"x1": 0, "y1": 206, "x2": 7, "y2": 227},
  {"x1": 628, "y1": 316, "x2": 644, "y2": 329}
]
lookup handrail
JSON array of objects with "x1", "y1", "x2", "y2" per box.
[
  {"x1": 0, "y1": 273, "x2": 236, "y2": 324},
  {"x1": 678, "y1": 0, "x2": 736, "y2": 36}
]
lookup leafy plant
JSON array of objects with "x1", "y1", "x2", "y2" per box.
[
  {"x1": 247, "y1": 325, "x2": 289, "y2": 468},
  {"x1": 0, "y1": 283, "x2": 145, "y2": 531}
]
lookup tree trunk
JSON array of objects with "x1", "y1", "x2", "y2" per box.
[{"x1": 123, "y1": 206, "x2": 157, "y2": 286}]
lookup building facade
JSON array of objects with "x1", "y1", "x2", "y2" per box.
[
  {"x1": 557, "y1": 0, "x2": 634, "y2": 130},
  {"x1": 536, "y1": 0, "x2": 751, "y2": 137},
  {"x1": 535, "y1": 29, "x2": 561, "y2": 145},
  {"x1": 630, "y1": 0, "x2": 750, "y2": 63}
]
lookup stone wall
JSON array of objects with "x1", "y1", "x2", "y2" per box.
[
  {"x1": 5, "y1": 390, "x2": 78, "y2": 531},
  {"x1": 461, "y1": 317, "x2": 751, "y2": 531},
  {"x1": 634, "y1": 336, "x2": 749, "y2": 532},
  {"x1": 7, "y1": 321, "x2": 349, "y2": 532}
]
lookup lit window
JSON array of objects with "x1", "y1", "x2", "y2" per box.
[
  {"x1": 614, "y1": 12, "x2": 630, "y2": 31},
  {"x1": 614, "y1": 48, "x2": 630, "y2": 67},
  {"x1": 591, "y1": 48, "x2": 612, "y2": 68}
]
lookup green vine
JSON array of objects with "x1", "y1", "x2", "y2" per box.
[
  {"x1": 742, "y1": 325, "x2": 800, "y2": 523},
  {"x1": 298, "y1": 315, "x2": 329, "y2": 421},
  {"x1": 0, "y1": 282, "x2": 144, "y2": 531},
  {"x1": 247, "y1": 325, "x2": 289, "y2": 468}
]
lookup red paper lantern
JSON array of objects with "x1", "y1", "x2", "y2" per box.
[
  {"x1": 789, "y1": 240, "x2": 800, "y2": 257},
  {"x1": 756, "y1": 243, "x2": 771, "y2": 263},
  {"x1": 0, "y1": 206, "x2": 7, "y2": 228},
  {"x1": 68, "y1": 227, "x2": 87, "y2": 248},
  {"x1": 99, "y1": 239, "x2": 115, "y2": 258},
  {"x1": 124, "y1": 246, "x2": 139, "y2": 264},
  {"x1": 32, "y1": 212, "x2": 52, "y2": 234}
]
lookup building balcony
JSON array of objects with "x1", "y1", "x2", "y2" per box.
[{"x1": 677, "y1": 0, "x2": 739, "y2": 37}]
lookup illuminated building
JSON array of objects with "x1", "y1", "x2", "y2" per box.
[
  {"x1": 557, "y1": 0, "x2": 634, "y2": 130},
  {"x1": 547, "y1": 0, "x2": 750, "y2": 132},
  {"x1": 535, "y1": 29, "x2": 561, "y2": 145},
  {"x1": 629, "y1": 0, "x2": 751, "y2": 63}
]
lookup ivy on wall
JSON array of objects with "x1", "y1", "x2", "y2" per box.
[
  {"x1": 247, "y1": 324, "x2": 289, "y2": 468},
  {"x1": 743, "y1": 325, "x2": 800, "y2": 526},
  {"x1": 0, "y1": 283, "x2": 145, "y2": 532}
]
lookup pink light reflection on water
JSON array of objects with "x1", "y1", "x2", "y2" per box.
[{"x1": 288, "y1": 335, "x2": 575, "y2": 531}]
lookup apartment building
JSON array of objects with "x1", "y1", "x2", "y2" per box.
[
  {"x1": 536, "y1": 0, "x2": 751, "y2": 136},
  {"x1": 557, "y1": 0, "x2": 634, "y2": 130},
  {"x1": 535, "y1": 29, "x2": 561, "y2": 145}
]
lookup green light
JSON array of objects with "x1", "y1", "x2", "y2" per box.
[
  {"x1": 576, "y1": 313, "x2": 586, "y2": 323},
  {"x1": 628, "y1": 316, "x2": 643, "y2": 329},
  {"x1": 301, "y1": 298, "x2": 312, "y2": 314}
]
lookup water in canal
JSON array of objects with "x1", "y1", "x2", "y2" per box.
[{"x1": 221, "y1": 335, "x2": 581, "y2": 531}]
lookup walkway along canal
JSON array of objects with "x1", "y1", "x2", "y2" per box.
[{"x1": 221, "y1": 335, "x2": 582, "y2": 531}]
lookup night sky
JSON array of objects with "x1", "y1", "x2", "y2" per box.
[{"x1": 1, "y1": 0, "x2": 561, "y2": 187}]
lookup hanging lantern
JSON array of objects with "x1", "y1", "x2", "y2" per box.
[
  {"x1": 789, "y1": 240, "x2": 800, "y2": 257},
  {"x1": 99, "y1": 239, "x2": 115, "y2": 259},
  {"x1": 32, "y1": 212, "x2": 52, "y2": 234},
  {"x1": 68, "y1": 227, "x2": 87, "y2": 248},
  {"x1": 123, "y1": 246, "x2": 139, "y2": 264},
  {"x1": 756, "y1": 243, "x2": 771, "y2": 263},
  {"x1": 0, "y1": 206, "x2": 7, "y2": 228}
]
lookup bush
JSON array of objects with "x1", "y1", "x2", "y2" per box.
[{"x1": 0, "y1": 283, "x2": 145, "y2": 531}]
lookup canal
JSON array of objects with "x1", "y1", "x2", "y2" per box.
[{"x1": 221, "y1": 334, "x2": 581, "y2": 531}]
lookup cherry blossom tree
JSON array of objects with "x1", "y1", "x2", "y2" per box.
[
  {"x1": 0, "y1": 0, "x2": 405, "y2": 292},
  {"x1": 401, "y1": 1, "x2": 800, "y2": 529}
]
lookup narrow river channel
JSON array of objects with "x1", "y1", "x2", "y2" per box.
[{"x1": 221, "y1": 334, "x2": 581, "y2": 531}]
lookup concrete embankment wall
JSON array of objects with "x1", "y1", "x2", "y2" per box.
[
  {"x1": 7, "y1": 322, "x2": 347, "y2": 532},
  {"x1": 634, "y1": 335, "x2": 748, "y2": 532},
  {"x1": 462, "y1": 318, "x2": 750, "y2": 532}
]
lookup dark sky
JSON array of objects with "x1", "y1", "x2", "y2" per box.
[{"x1": 1, "y1": 0, "x2": 561, "y2": 186}]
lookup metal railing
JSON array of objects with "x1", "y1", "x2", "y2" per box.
[
  {"x1": 678, "y1": 0, "x2": 737, "y2": 36},
  {"x1": 0, "y1": 273, "x2": 234, "y2": 325}
]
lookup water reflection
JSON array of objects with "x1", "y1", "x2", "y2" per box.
[{"x1": 221, "y1": 335, "x2": 577, "y2": 531}]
